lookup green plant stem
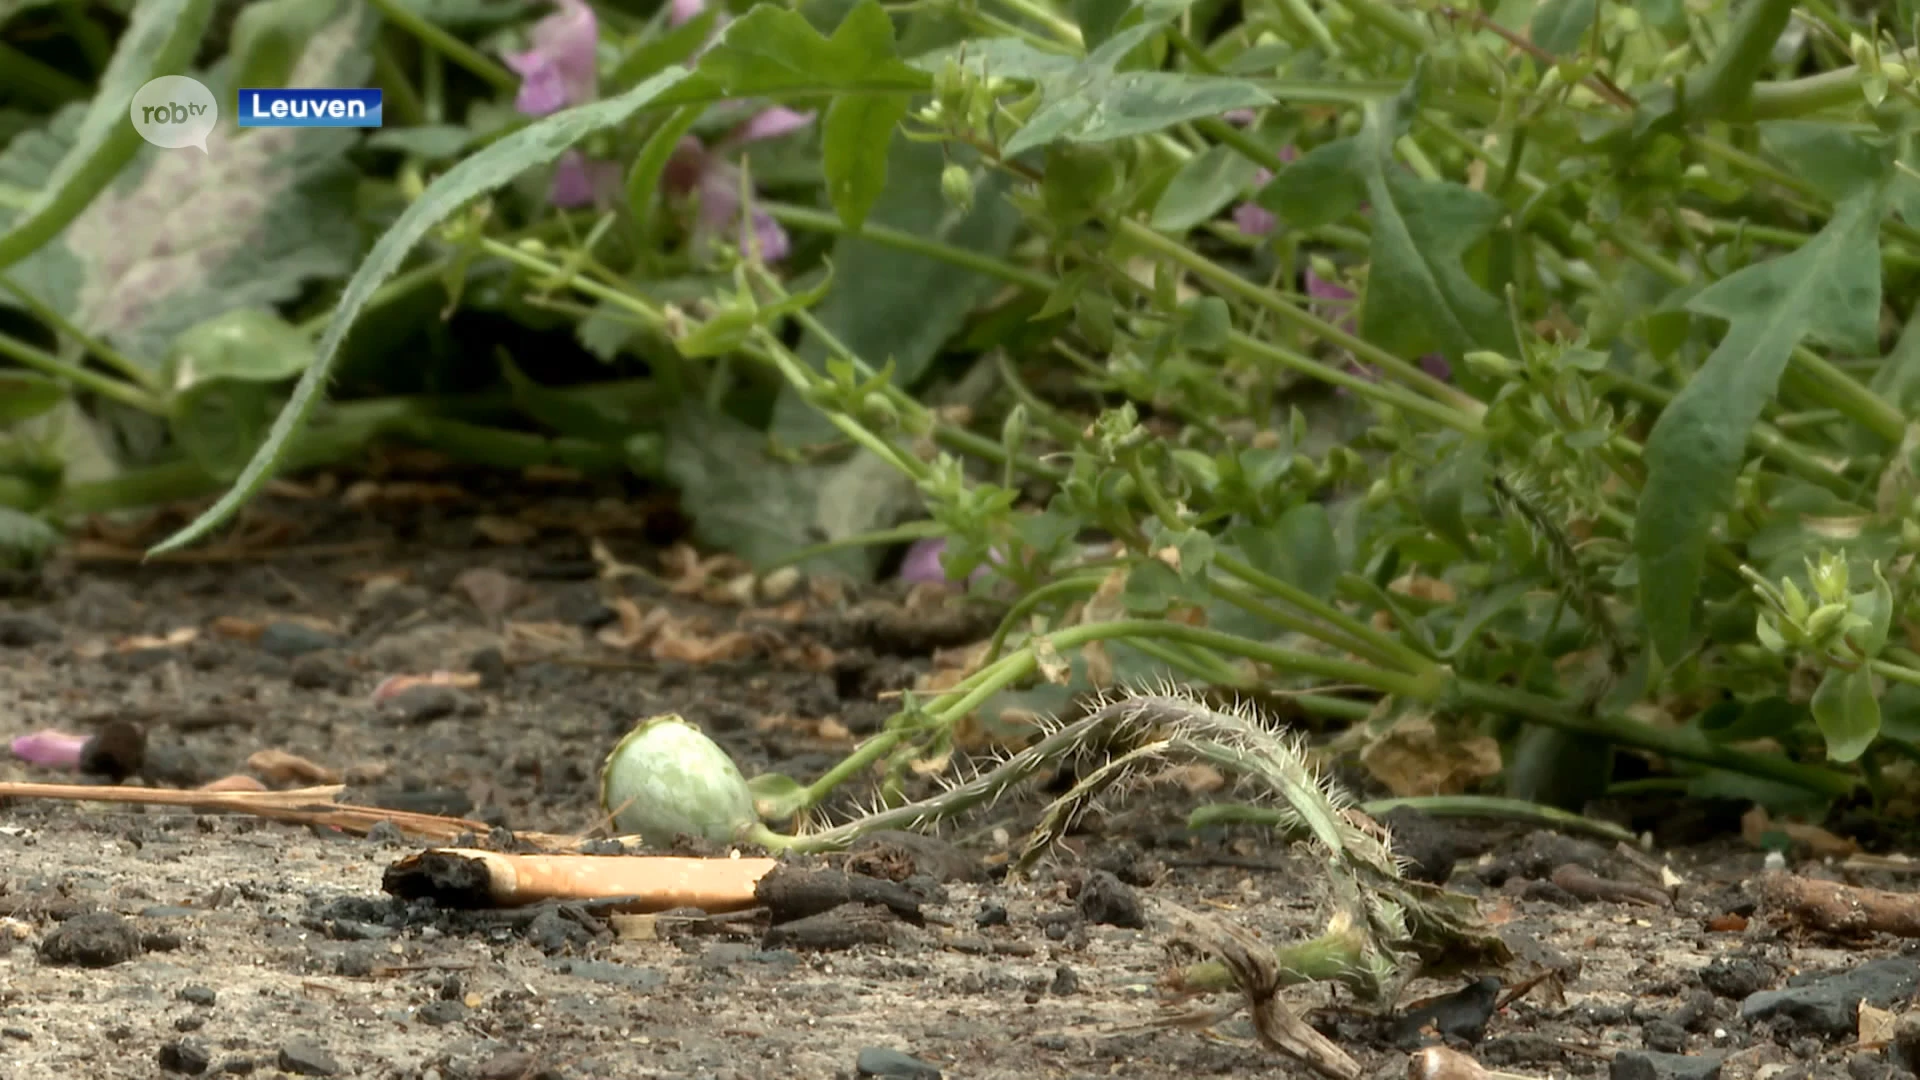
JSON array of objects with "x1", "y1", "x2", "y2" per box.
[
  {"x1": 1750, "y1": 66, "x2": 1872, "y2": 118},
  {"x1": 763, "y1": 204, "x2": 1055, "y2": 291},
  {"x1": 1328, "y1": 0, "x2": 1428, "y2": 49},
  {"x1": 364, "y1": 0, "x2": 517, "y2": 92},
  {"x1": 0, "y1": 331, "x2": 163, "y2": 414},
  {"x1": 1214, "y1": 553, "x2": 1434, "y2": 674},
  {"x1": 1869, "y1": 658, "x2": 1920, "y2": 689},
  {"x1": 0, "y1": 41, "x2": 90, "y2": 107},
  {"x1": 1684, "y1": 0, "x2": 1796, "y2": 117},
  {"x1": 372, "y1": 38, "x2": 428, "y2": 127},
  {"x1": 1454, "y1": 681, "x2": 1853, "y2": 797},
  {"x1": 0, "y1": 277, "x2": 158, "y2": 394},
  {"x1": 1113, "y1": 220, "x2": 1484, "y2": 420}
]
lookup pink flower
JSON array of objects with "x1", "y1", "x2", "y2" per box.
[
  {"x1": 502, "y1": 0, "x2": 618, "y2": 207},
  {"x1": 1232, "y1": 145, "x2": 1295, "y2": 238},
  {"x1": 10, "y1": 729, "x2": 88, "y2": 770},
  {"x1": 663, "y1": 106, "x2": 813, "y2": 262},
  {"x1": 900, "y1": 537, "x2": 996, "y2": 586},
  {"x1": 503, "y1": 0, "x2": 598, "y2": 116}
]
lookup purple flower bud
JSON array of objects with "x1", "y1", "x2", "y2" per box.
[
  {"x1": 10, "y1": 729, "x2": 87, "y2": 770},
  {"x1": 899, "y1": 537, "x2": 1000, "y2": 586}
]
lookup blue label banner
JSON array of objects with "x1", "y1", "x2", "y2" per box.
[{"x1": 237, "y1": 88, "x2": 382, "y2": 128}]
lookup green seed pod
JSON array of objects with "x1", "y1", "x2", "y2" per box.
[
  {"x1": 941, "y1": 164, "x2": 975, "y2": 214},
  {"x1": 600, "y1": 714, "x2": 757, "y2": 849}
]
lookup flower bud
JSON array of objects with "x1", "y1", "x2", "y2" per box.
[
  {"x1": 600, "y1": 715, "x2": 758, "y2": 849},
  {"x1": 941, "y1": 164, "x2": 975, "y2": 214}
]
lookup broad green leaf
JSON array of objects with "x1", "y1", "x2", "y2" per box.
[
  {"x1": 656, "y1": 1, "x2": 929, "y2": 103},
  {"x1": 1225, "y1": 503, "x2": 1338, "y2": 601},
  {"x1": 1758, "y1": 122, "x2": 1896, "y2": 204},
  {"x1": 1150, "y1": 144, "x2": 1261, "y2": 232},
  {"x1": 1255, "y1": 137, "x2": 1363, "y2": 228},
  {"x1": 1352, "y1": 93, "x2": 1516, "y2": 364},
  {"x1": 1810, "y1": 667, "x2": 1880, "y2": 763},
  {"x1": 0, "y1": 0, "x2": 215, "y2": 274},
  {"x1": 1528, "y1": 0, "x2": 1595, "y2": 55},
  {"x1": 163, "y1": 308, "x2": 315, "y2": 390},
  {"x1": 0, "y1": 372, "x2": 63, "y2": 423},
  {"x1": 1634, "y1": 187, "x2": 1884, "y2": 661},
  {"x1": 0, "y1": 6, "x2": 372, "y2": 364},
  {"x1": 822, "y1": 93, "x2": 912, "y2": 231},
  {"x1": 150, "y1": 67, "x2": 694, "y2": 555}
]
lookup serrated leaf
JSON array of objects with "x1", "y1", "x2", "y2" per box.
[
  {"x1": 822, "y1": 93, "x2": 911, "y2": 231},
  {"x1": 1635, "y1": 187, "x2": 1885, "y2": 661},
  {"x1": 0, "y1": 5, "x2": 372, "y2": 365},
  {"x1": 1150, "y1": 144, "x2": 1261, "y2": 231},
  {"x1": 149, "y1": 67, "x2": 694, "y2": 556},
  {"x1": 1811, "y1": 667, "x2": 1880, "y2": 763},
  {"x1": 1758, "y1": 122, "x2": 1896, "y2": 205},
  {"x1": 0, "y1": 0, "x2": 216, "y2": 275},
  {"x1": 655, "y1": 0, "x2": 929, "y2": 104},
  {"x1": 908, "y1": 37, "x2": 1080, "y2": 81},
  {"x1": 1353, "y1": 94, "x2": 1516, "y2": 364},
  {"x1": 1528, "y1": 0, "x2": 1596, "y2": 55},
  {"x1": 0, "y1": 371, "x2": 63, "y2": 423}
]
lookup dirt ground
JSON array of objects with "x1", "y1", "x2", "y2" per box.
[{"x1": 1, "y1": 472, "x2": 1917, "y2": 1080}]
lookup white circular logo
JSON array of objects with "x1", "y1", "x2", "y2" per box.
[{"x1": 129, "y1": 75, "x2": 219, "y2": 152}]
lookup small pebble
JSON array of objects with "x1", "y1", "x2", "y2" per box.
[
  {"x1": 277, "y1": 1040, "x2": 341, "y2": 1077},
  {"x1": 258, "y1": 622, "x2": 342, "y2": 659},
  {"x1": 178, "y1": 985, "x2": 217, "y2": 1006},
  {"x1": 158, "y1": 1039, "x2": 212, "y2": 1075},
  {"x1": 37, "y1": 911, "x2": 141, "y2": 968},
  {"x1": 0, "y1": 612, "x2": 60, "y2": 647},
  {"x1": 855, "y1": 1047, "x2": 941, "y2": 1079}
]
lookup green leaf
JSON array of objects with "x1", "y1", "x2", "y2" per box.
[
  {"x1": 908, "y1": 36, "x2": 1080, "y2": 81},
  {"x1": 149, "y1": 67, "x2": 694, "y2": 556},
  {"x1": 822, "y1": 93, "x2": 912, "y2": 231},
  {"x1": 611, "y1": 7, "x2": 719, "y2": 85},
  {"x1": 1528, "y1": 0, "x2": 1595, "y2": 55},
  {"x1": 1758, "y1": 122, "x2": 1896, "y2": 204},
  {"x1": 0, "y1": 505, "x2": 58, "y2": 565},
  {"x1": 1175, "y1": 296, "x2": 1230, "y2": 350},
  {"x1": 656, "y1": 0, "x2": 929, "y2": 103},
  {"x1": 0, "y1": 5, "x2": 372, "y2": 364},
  {"x1": 1634, "y1": 188, "x2": 1884, "y2": 660},
  {"x1": 1150, "y1": 144, "x2": 1261, "y2": 232},
  {"x1": 1255, "y1": 137, "x2": 1362, "y2": 228},
  {"x1": 746, "y1": 771, "x2": 809, "y2": 820},
  {"x1": 775, "y1": 136, "x2": 1022, "y2": 446},
  {"x1": 0, "y1": 371, "x2": 63, "y2": 423},
  {"x1": 1352, "y1": 93, "x2": 1516, "y2": 365},
  {"x1": 625, "y1": 105, "x2": 703, "y2": 222},
  {"x1": 1810, "y1": 667, "x2": 1880, "y2": 763},
  {"x1": 170, "y1": 378, "x2": 273, "y2": 482},
  {"x1": 1225, "y1": 503, "x2": 1338, "y2": 601},
  {"x1": 0, "y1": 0, "x2": 216, "y2": 275},
  {"x1": 1006, "y1": 72, "x2": 1272, "y2": 156},
  {"x1": 163, "y1": 308, "x2": 315, "y2": 389},
  {"x1": 497, "y1": 349, "x2": 633, "y2": 444},
  {"x1": 365, "y1": 125, "x2": 473, "y2": 161}
]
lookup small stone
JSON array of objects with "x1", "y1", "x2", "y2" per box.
[
  {"x1": 158, "y1": 1039, "x2": 212, "y2": 1075},
  {"x1": 258, "y1": 622, "x2": 341, "y2": 659},
  {"x1": 37, "y1": 911, "x2": 141, "y2": 968},
  {"x1": 288, "y1": 653, "x2": 352, "y2": 692},
  {"x1": 1847, "y1": 1051, "x2": 1890, "y2": 1080},
  {"x1": 855, "y1": 1047, "x2": 941, "y2": 1079},
  {"x1": 276, "y1": 1040, "x2": 340, "y2": 1077},
  {"x1": 1643, "y1": 1018, "x2": 1688, "y2": 1052},
  {"x1": 1049, "y1": 965, "x2": 1079, "y2": 996},
  {"x1": 974, "y1": 904, "x2": 1008, "y2": 928},
  {"x1": 382, "y1": 684, "x2": 462, "y2": 725},
  {"x1": 173, "y1": 1015, "x2": 205, "y2": 1032},
  {"x1": 0, "y1": 612, "x2": 60, "y2": 647},
  {"x1": 1076, "y1": 870, "x2": 1146, "y2": 929},
  {"x1": 1609, "y1": 1049, "x2": 1723, "y2": 1080},
  {"x1": 1700, "y1": 956, "x2": 1775, "y2": 1000},
  {"x1": 416, "y1": 999, "x2": 466, "y2": 1026}
]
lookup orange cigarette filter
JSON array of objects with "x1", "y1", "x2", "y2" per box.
[{"x1": 423, "y1": 848, "x2": 781, "y2": 912}]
